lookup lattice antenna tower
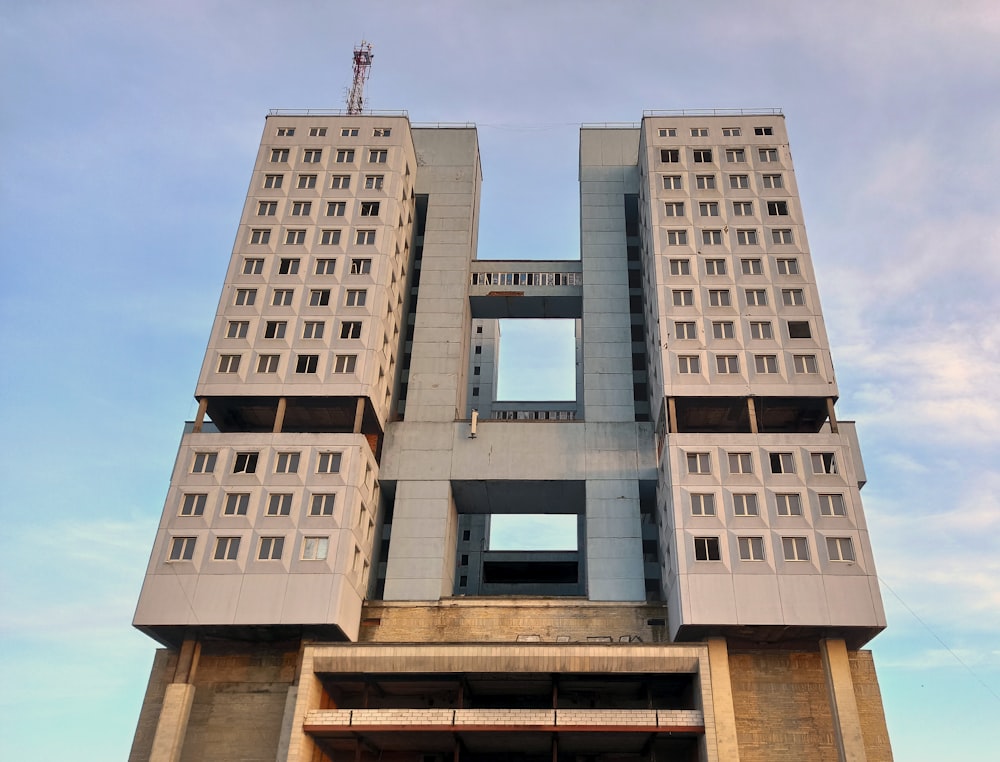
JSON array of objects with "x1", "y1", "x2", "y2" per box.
[{"x1": 346, "y1": 40, "x2": 373, "y2": 114}]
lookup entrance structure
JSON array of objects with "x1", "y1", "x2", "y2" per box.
[{"x1": 130, "y1": 111, "x2": 892, "y2": 761}]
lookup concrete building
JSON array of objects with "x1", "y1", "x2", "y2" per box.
[{"x1": 130, "y1": 110, "x2": 893, "y2": 762}]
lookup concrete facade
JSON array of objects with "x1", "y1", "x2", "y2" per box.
[{"x1": 131, "y1": 110, "x2": 892, "y2": 761}]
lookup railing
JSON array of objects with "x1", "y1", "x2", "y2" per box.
[
  {"x1": 492, "y1": 410, "x2": 577, "y2": 421},
  {"x1": 642, "y1": 108, "x2": 783, "y2": 117},
  {"x1": 267, "y1": 109, "x2": 409, "y2": 117},
  {"x1": 471, "y1": 272, "x2": 583, "y2": 286}
]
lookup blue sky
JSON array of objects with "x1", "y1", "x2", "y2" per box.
[{"x1": 2, "y1": 1, "x2": 999, "y2": 759}]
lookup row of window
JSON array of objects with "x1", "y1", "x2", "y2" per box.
[
  {"x1": 660, "y1": 147, "x2": 781, "y2": 165},
  {"x1": 661, "y1": 173, "x2": 784, "y2": 191},
  {"x1": 692, "y1": 534, "x2": 855, "y2": 563},
  {"x1": 656, "y1": 126, "x2": 774, "y2": 139},
  {"x1": 250, "y1": 225, "x2": 378, "y2": 247},
  {"x1": 670, "y1": 286, "x2": 807, "y2": 308},
  {"x1": 216, "y1": 352, "x2": 359, "y2": 375},
  {"x1": 263, "y1": 173, "x2": 386, "y2": 191},
  {"x1": 236, "y1": 257, "x2": 372, "y2": 285},
  {"x1": 256, "y1": 199, "x2": 384, "y2": 219},
  {"x1": 676, "y1": 352, "x2": 818, "y2": 375},
  {"x1": 469, "y1": 272, "x2": 584, "y2": 287},
  {"x1": 663, "y1": 200, "x2": 789, "y2": 217},
  {"x1": 269, "y1": 148, "x2": 389, "y2": 164},
  {"x1": 673, "y1": 319, "x2": 812, "y2": 341},
  {"x1": 685, "y1": 490, "x2": 847, "y2": 518},
  {"x1": 686, "y1": 451, "x2": 838, "y2": 476},
  {"x1": 169, "y1": 534, "x2": 341, "y2": 563},
  {"x1": 661, "y1": 228, "x2": 795, "y2": 246},
  {"x1": 179, "y1": 490, "x2": 340, "y2": 518},
  {"x1": 190, "y1": 450, "x2": 342, "y2": 475},
  {"x1": 223, "y1": 317, "x2": 365, "y2": 343},
  {"x1": 667, "y1": 256, "x2": 799, "y2": 277},
  {"x1": 275, "y1": 126, "x2": 392, "y2": 138}
]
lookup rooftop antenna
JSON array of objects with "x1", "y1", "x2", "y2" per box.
[{"x1": 347, "y1": 40, "x2": 373, "y2": 114}]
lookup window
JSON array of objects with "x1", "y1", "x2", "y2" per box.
[
  {"x1": 327, "y1": 201, "x2": 346, "y2": 217},
  {"x1": 694, "y1": 537, "x2": 721, "y2": 561},
  {"x1": 302, "y1": 536, "x2": 329, "y2": 560},
  {"x1": 350, "y1": 258, "x2": 372, "y2": 274},
  {"x1": 263, "y1": 174, "x2": 283, "y2": 189},
  {"x1": 258, "y1": 536, "x2": 284, "y2": 560},
  {"x1": 365, "y1": 174, "x2": 384, "y2": 189},
  {"x1": 745, "y1": 289, "x2": 767, "y2": 306},
  {"x1": 295, "y1": 354, "x2": 318, "y2": 373},
  {"x1": 733, "y1": 493, "x2": 759, "y2": 516},
  {"x1": 811, "y1": 452, "x2": 838, "y2": 475},
  {"x1": 310, "y1": 493, "x2": 336, "y2": 516},
  {"x1": 226, "y1": 321, "x2": 249, "y2": 339},
  {"x1": 660, "y1": 149, "x2": 680, "y2": 163},
  {"x1": 669, "y1": 259, "x2": 690, "y2": 276},
  {"x1": 336, "y1": 149, "x2": 355, "y2": 163},
  {"x1": 309, "y1": 127, "x2": 327, "y2": 137},
  {"x1": 257, "y1": 201, "x2": 277, "y2": 216},
  {"x1": 345, "y1": 289, "x2": 367, "y2": 306},
  {"x1": 285, "y1": 229, "x2": 306, "y2": 245},
  {"x1": 672, "y1": 289, "x2": 694, "y2": 306},
  {"x1": 223, "y1": 492, "x2": 249, "y2": 516},
  {"x1": 827, "y1": 537, "x2": 855, "y2": 562},
  {"x1": 355, "y1": 229, "x2": 376, "y2": 245},
  {"x1": 334, "y1": 354, "x2": 357, "y2": 373},
  {"x1": 275, "y1": 452, "x2": 300, "y2": 474},
  {"x1": 242, "y1": 258, "x2": 264, "y2": 276},
  {"x1": 690, "y1": 127, "x2": 708, "y2": 137},
  {"x1": 257, "y1": 354, "x2": 279, "y2": 373},
  {"x1": 329, "y1": 175, "x2": 350, "y2": 189},
  {"x1": 787, "y1": 320, "x2": 811, "y2": 339},
  {"x1": 770, "y1": 452, "x2": 795, "y2": 474},
  {"x1": 360, "y1": 201, "x2": 380, "y2": 216},
  {"x1": 693, "y1": 149, "x2": 713, "y2": 163},
  {"x1": 233, "y1": 452, "x2": 258, "y2": 474},
  {"x1": 755, "y1": 126, "x2": 774, "y2": 136},
  {"x1": 767, "y1": 200, "x2": 789, "y2": 216},
  {"x1": 179, "y1": 493, "x2": 206, "y2": 517},
  {"x1": 369, "y1": 149, "x2": 388, "y2": 163},
  {"x1": 302, "y1": 321, "x2": 324, "y2": 339},
  {"x1": 741, "y1": 258, "x2": 763, "y2": 275},
  {"x1": 666, "y1": 230, "x2": 688, "y2": 245},
  {"x1": 214, "y1": 536, "x2": 240, "y2": 561},
  {"x1": 340, "y1": 321, "x2": 362, "y2": 339},
  {"x1": 762, "y1": 174, "x2": 783, "y2": 189},
  {"x1": 309, "y1": 289, "x2": 331, "y2": 306},
  {"x1": 725, "y1": 148, "x2": 745, "y2": 162},
  {"x1": 664, "y1": 202, "x2": 685, "y2": 216},
  {"x1": 733, "y1": 201, "x2": 753, "y2": 216},
  {"x1": 696, "y1": 174, "x2": 716, "y2": 189},
  {"x1": 312, "y1": 260, "x2": 336, "y2": 278},
  {"x1": 675, "y1": 321, "x2": 697, "y2": 339},
  {"x1": 658, "y1": 128, "x2": 676, "y2": 137},
  {"x1": 729, "y1": 174, "x2": 749, "y2": 189},
  {"x1": 249, "y1": 229, "x2": 270, "y2": 245},
  {"x1": 303, "y1": 149, "x2": 322, "y2": 163},
  {"x1": 782, "y1": 537, "x2": 809, "y2": 561},
  {"x1": 708, "y1": 289, "x2": 731, "y2": 307},
  {"x1": 691, "y1": 493, "x2": 716, "y2": 516},
  {"x1": 318, "y1": 230, "x2": 342, "y2": 248},
  {"x1": 716, "y1": 354, "x2": 739, "y2": 373},
  {"x1": 278, "y1": 258, "x2": 300, "y2": 275},
  {"x1": 217, "y1": 354, "x2": 240, "y2": 373},
  {"x1": 271, "y1": 289, "x2": 294, "y2": 306},
  {"x1": 728, "y1": 452, "x2": 753, "y2": 474},
  {"x1": 168, "y1": 537, "x2": 196, "y2": 561},
  {"x1": 793, "y1": 355, "x2": 819, "y2": 374},
  {"x1": 759, "y1": 148, "x2": 779, "y2": 162},
  {"x1": 772, "y1": 228, "x2": 794, "y2": 244},
  {"x1": 266, "y1": 493, "x2": 292, "y2": 516},
  {"x1": 317, "y1": 451, "x2": 342, "y2": 473},
  {"x1": 270, "y1": 148, "x2": 289, "y2": 162},
  {"x1": 737, "y1": 229, "x2": 759, "y2": 246},
  {"x1": 699, "y1": 201, "x2": 720, "y2": 217},
  {"x1": 723, "y1": 127, "x2": 741, "y2": 137},
  {"x1": 704, "y1": 260, "x2": 725, "y2": 277},
  {"x1": 678, "y1": 355, "x2": 700, "y2": 373},
  {"x1": 276, "y1": 127, "x2": 294, "y2": 137},
  {"x1": 687, "y1": 452, "x2": 711, "y2": 474},
  {"x1": 712, "y1": 321, "x2": 735, "y2": 339},
  {"x1": 738, "y1": 536, "x2": 765, "y2": 561},
  {"x1": 341, "y1": 128, "x2": 359, "y2": 137},
  {"x1": 776, "y1": 493, "x2": 802, "y2": 516},
  {"x1": 296, "y1": 174, "x2": 317, "y2": 190},
  {"x1": 264, "y1": 320, "x2": 287, "y2": 339},
  {"x1": 754, "y1": 354, "x2": 778, "y2": 373},
  {"x1": 702, "y1": 229, "x2": 722, "y2": 245},
  {"x1": 663, "y1": 175, "x2": 682, "y2": 190},
  {"x1": 750, "y1": 321, "x2": 773, "y2": 339},
  {"x1": 192, "y1": 451, "x2": 217, "y2": 473},
  {"x1": 820, "y1": 494, "x2": 847, "y2": 517}
]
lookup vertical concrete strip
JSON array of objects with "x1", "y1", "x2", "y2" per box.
[
  {"x1": 283, "y1": 646, "x2": 322, "y2": 762},
  {"x1": 148, "y1": 683, "x2": 195, "y2": 762},
  {"x1": 706, "y1": 637, "x2": 740, "y2": 762},
  {"x1": 821, "y1": 638, "x2": 868, "y2": 762}
]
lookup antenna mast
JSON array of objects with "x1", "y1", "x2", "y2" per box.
[{"x1": 347, "y1": 40, "x2": 373, "y2": 114}]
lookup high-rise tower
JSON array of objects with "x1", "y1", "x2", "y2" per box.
[{"x1": 130, "y1": 111, "x2": 893, "y2": 762}]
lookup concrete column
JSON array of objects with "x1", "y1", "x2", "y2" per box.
[
  {"x1": 273, "y1": 397, "x2": 286, "y2": 433},
  {"x1": 705, "y1": 637, "x2": 741, "y2": 762},
  {"x1": 148, "y1": 683, "x2": 195, "y2": 762},
  {"x1": 283, "y1": 646, "x2": 322, "y2": 762},
  {"x1": 747, "y1": 397, "x2": 758, "y2": 434},
  {"x1": 827, "y1": 397, "x2": 840, "y2": 434},
  {"x1": 821, "y1": 638, "x2": 868, "y2": 762},
  {"x1": 353, "y1": 397, "x2": 365, "y2": 434},
  {"x1": 192, "y1": 397, "x2": 208, "y2": 433},
  {"x1": 383, "y1": 479, "x2": 458, "y2": 599}
]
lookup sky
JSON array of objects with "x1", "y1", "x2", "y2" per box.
[{"x1": 1, "y1": 0, "x2": 999, "y2": 758}]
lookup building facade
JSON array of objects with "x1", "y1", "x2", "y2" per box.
[{"x1": 130, "y1": 111, "x2": 892, "y2": 762}]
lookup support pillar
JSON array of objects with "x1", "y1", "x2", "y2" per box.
[
  {"x1": 149, "y1": 638, "x2": 201, "y2": 762},
  {"x1": 747, "y1": 397, "x2": 758, "y2": 434},
  {"x1": 353, "y1": 397, "x2": 365, "y2": 434},
  {"x1": 821, "y1": 638, "x2": 867, "y2": 762},
  {"x1": 827, "y1": 397, "x2": 839, "y2": 434},
  {"x1": 192, "y1": 398, "x2": 208, "y2": 433},
  {"x1": 667, "y1": 397, "x2": 678, "y2": 433},
  {"x1": 273, "y1": 397, "x2": 287, "y2": 433},
  {"x1": 706, "y1": 637, "x2": 741, "y2": 762}
]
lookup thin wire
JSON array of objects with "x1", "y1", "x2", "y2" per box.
[{"x1": 878, "y1": 575, "x2": 1000, "y2": 703}]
